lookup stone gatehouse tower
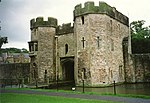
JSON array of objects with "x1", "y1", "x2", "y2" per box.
[{"x1": 28, "y1": 1, "x2": 130, "y2": 86}]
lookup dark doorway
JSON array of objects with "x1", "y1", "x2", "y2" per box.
[{"x1": 61, "y1": 58, "x2": 74, "y2": 81}]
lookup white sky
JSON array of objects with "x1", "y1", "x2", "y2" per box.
[{"x1": 0, "y1": 0, "x2": 150, "y2": 50}]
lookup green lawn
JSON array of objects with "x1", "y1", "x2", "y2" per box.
[
  {"x1": 0, "y1": 93, "x2": 119, "y2": 103},
  {"x1": 5, "y1": 88, "x2": 150, "y2": 99}
]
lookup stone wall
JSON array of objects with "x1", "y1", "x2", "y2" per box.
[
  {"x1": 74, "y1": 13, "x2": 129, "y2": 86},
  {"x1": 37, "y1": 27, "x2": 56, "y2": 82},
  {"x1": 57, "y1": 32, "x2": 75, "y2": 80},
  {"x1": 74, "y1": 14, "x2": 92, "y2": 86},
  {"x1": 57, "y1": 33, "x2": 75, "y2": 57},
  {"x1": 74, "y1": 1, "x2": 129, "y2": 86},
  {"x1": 123, "y1": 38, "x2": 150, "y2": 83},
  {"x1": 0, "y1": 63, "x2": 30, "y2": 85},
  {"x1": 131, "y1": 54, "x2": 150, "y2": 82},
  {"x1": 56, "y1": 23, "x2": 73, "y2": 35}
]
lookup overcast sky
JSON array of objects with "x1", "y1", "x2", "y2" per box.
[{"x1": 0, "y1": 0, "x2": 150, "y2": 50}]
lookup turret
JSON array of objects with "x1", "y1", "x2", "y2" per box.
[
  {"x1": 74, "y1": 1, "x2": 129, "y2": 86},
  {"x1": 30, "y1": 17, "x2": 58, "y2": 30},
  {"x1": 29, "y1": 17, "x2": 58, "y2": 83}
]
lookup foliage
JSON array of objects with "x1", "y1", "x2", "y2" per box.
[
  {"x1": 1, "y1": 47, "x2": 28, "y2": 53},
  {"x1": 130, "y1": 20, "x2": 150, "y2": 53},
  {"x1": 0, "y1": 93, "x2": 117, "y2": 103},
  {"x1": 21, "y1": 48, "x2": 28, "y2": 53},
  {"x1": 131, "y1": 38, "x2": 150, "y2": 53},
  {"x1": 0, "y1": 36, "x2": 8, "y2": 49}
]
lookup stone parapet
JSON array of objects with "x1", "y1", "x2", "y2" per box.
[
  {"x1": 30, "y1": 17, "x2": 58, "y2": 30},
  {"x1": 74, "y1": 1, "x2": 129, "y2": 26},
  {"x1": 56, "y1": 23, "x2": 74, "y2": 35}
]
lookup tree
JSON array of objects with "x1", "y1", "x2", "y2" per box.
[
  {"x1": 130, "y1": 20, "x2": 150, "y2": 39},
  {"x1": 130, "y1": 20, "x2": 150, "y2": 53},
  {"x1": 0, "y1": 36, "x2": 8, "y2": 49},
  {"x1": 21, "y1": 48, "x2": 28, "y2": 53},
  {"x1": 1, "y1": 48, "x2": 29, "y2": 53}
]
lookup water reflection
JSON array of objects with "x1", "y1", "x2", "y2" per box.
[{"x1": 59, "y1": 83, "x2": 150, "y2": 95}]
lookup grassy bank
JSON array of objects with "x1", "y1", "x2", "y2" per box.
[
  {"x1": 4, "y1": 88, "x2": 150, "y2": 99},
  {"x1": 0, "y1": 93, "x2": 118, "y2": 103},
  {"x1": 102, "y1": 93, "x2": 150, "y2": 99}
]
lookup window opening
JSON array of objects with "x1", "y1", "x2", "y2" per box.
[
  {"x1": 45, "y1": 70, "x2": 47, "y2": 75},
  {"x1": 65, "y1": 44, "x2": 68, "y2": 54},
  {"x1": 97, "y1": 36, "x2": 101, "y2": 48},
  {"x1": 111, "y1": 39, "x2": 114, "y2": 51},
  {"x1": 81, "y1": 37, "x2": 86, "y2": 48},
  {"x1": 110, "y1": 20, "x2": 112, "y2": 34},
  {"x1": 81, "y1": 16, "x2": 84, "y2": 24}
]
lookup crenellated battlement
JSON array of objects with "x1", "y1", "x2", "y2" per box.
[
  {"x1": 30, "y1": 17, "x2": 58, "y2": 30},
  {"x1": 74, "y1": 1, "x2": 129, "y2": 26},
  {"x1": 56, "y1": 23, "x2": 74, "y2": 35}
]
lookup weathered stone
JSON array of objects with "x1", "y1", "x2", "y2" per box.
[
  {"x1": 28, "y1": 1, "x2": 149, "y2": 87},
  {"x1": 74, "y1": 13, "x2": 129, "y2": 86}
]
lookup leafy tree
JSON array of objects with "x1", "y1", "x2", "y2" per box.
[
  {"x1": 21, "y1": 48, "x2": 28, "y2": 53},
  {"x1": 0, "y1": 36, "x2": 8, "y2": 49},
  {"x1": 130, "y1": 20, "x2": 150, "y2": 39},
  {"x1": 130, "y1": 20, "x2": 150, "y2": 53},
  {"x1": 1, "y1": 48, "x2": 29, "y2": 53}
]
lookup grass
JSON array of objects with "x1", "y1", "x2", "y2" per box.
[
  {"x1": 101, "y1": 93, "x2": 150, "y2": 99},
  {"x1": 5, "y1": 88, "x2": 150, "y2": 99},
  {"x1": 0, "y1": 93, "x2": 119, "y2": 103}
]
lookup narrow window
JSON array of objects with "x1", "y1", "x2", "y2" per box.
[
  {"x1": 118, "y1": 24, "x2": 120, "y2": 31},
  {"x1": 81, "y1": 16, "x2": 84, "y2": 25},
  {"x1": 45, "y1": 70, "x2": 47, "y2": 75},
  {"x1": 44, "y1": 70, "x2": 47, "y2": 82},
  {"x1": 97, "y1": 36, "x2": 101, "y2": 49},
  {"x1": 81, "y1": 37, "x2": 86, "y2": 48},
  {"x1": 111, "y1": 39, "x2": 114, "y2": 51},
  {"x1": 65, "y1": 44, "x2": 68, "y2": 54},
  {"x1": 110, "y1": 20, "x2": 112, "y2": 34},
  {"x1": 119, "y1": 65, "x2": 123, "y2": 74}
]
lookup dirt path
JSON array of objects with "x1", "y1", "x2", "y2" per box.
[{"x1": 1, "y1": 89, "x2": 150, "y2": 103}]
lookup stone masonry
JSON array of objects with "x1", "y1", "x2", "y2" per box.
[{"x1": 28, "y1": 1, "x2": 131, "y2": 86}]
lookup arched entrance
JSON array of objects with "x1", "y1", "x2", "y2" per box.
[{"x1": 60, "y1": 57, "x2": 74, "y2": 81}]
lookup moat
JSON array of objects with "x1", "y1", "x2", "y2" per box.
[
  {"x1": 59, "y1": 83, "x2": 150, "y2": 95},
  {"x1": 2, "y1": 83, "x2": 150, "y2": 95}
]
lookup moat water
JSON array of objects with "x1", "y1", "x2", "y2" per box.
[
  {"x1": 2, "y1": 83, "x2": 150, "y2": 95},
  {"x1": 59, "y1": 83, "x2": 150, "y2": 95}
]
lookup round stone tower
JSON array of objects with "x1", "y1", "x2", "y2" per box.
[
  {"x1": 74, "y1": 1, "x2": 129, "y2": 86},
  {"x1": 29, "y1": 17, "x2": 57, "y2": 83}
]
